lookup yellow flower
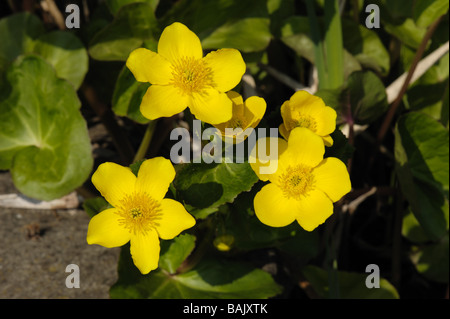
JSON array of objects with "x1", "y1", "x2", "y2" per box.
[
  {"x1": 279, "y1": 90, "x2": 337, "y2": 146},
  {"x1": 212, "y1": 91, "x2": 266, "y2": 143},
  {"x1": 126, "y1": 22, "x2": 246, "y2": 124},
  {"x1": 250, "y1": 127, "x2": 351, "y2": 231},
  {"x1": 86, "y1": 157, "x2": 195, "y2": 274}
]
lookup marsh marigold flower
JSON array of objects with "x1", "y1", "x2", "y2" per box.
[
  {"x1": 213, "y1": 91, "x2": 266, "y2": 143},
  {"x1": 250, "y1": 127, "x2": 351, "y2": 231},
  {"x1": 279, "y1": 90, "x2": 337, "y2": 146},
  {"x1": 126, "y1": 22, "x2": 246, "y2": 124},
  {"x1": 87, "y1": 157, "x2": 195, "y2": 274}
]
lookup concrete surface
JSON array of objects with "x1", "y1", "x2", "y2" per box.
[{"x1": 0, "y1": 172, "x2": 120, "y2": 299}]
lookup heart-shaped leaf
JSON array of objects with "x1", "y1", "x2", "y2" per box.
[{"x1": 0, "y1": 55, "x2": 93, "y2": 200}]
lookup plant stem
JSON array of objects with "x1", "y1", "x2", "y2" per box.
[
  {"x1": 324, "y1": 0, "x2": 344, "y2": 89},
  {"x1": 376, "y1": 15, "x2": 444, "y2": 146},
  {"x1": 305, "y1": 0, "x2": 329, "y2": 89},
  {"x1": 133, "y1": 120, "x2": 157, "y2": 163}
]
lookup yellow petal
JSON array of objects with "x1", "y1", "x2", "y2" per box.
[
  {"x1": 126, "y1": 48, "x2": 172, "y2": 84},
  {"x1": 280, "y1": 100, "x2": 293, "y2": 129},
  {"x1": 245, "y1": 96, "x2": 266, "y2": 127},
  {"x1": 322, "y1": 135, "x2": 334, "y2": 147},
  {"x1": 313, "y1": 106, "x2": 337, "y2": 136},
  {"x1": 91, "y1": 162, "x2": 136, "y2": 207},
  {"x1": 203, "y1": 48, "x2": 246, "y2": 92},
  {"x1": 226, "y1": 90, "x2": 244, "y2": 106},
  {"x1": 313, "y1": 157, "x2": 351, "y2": 202},
  {"x1": 140, "y1": 84, "x2": 188, "y2": 120},
  {"x1": 158, "y1": 22, "x2": 203, "y2": 63},
  {"x1": 156, "y1": 198, "x2": 196, "y2": 240},
  {"x1": 278, "y1": 123, "x2": 289, "y2": 140},
  {"x1": 296, "y1": 189, "x2": 334, "y2": 231},
  {"x1": 212, "y1": 91, "x2": 245, "y2": 134},
  {"x1": 130, "y1": 229, "x2": 160, "y2": 274},
  {"x1": 287, "y1": 91, "x2": 337, "y2": 136},
  {"x1": 249, "y1": 137, "x2": 288, "y2": 181},
  {"x1": 135, "y1": 157, "x2": 175, "y2": 201},
  {"x1": 280, "y1": 127, "x2": 324, "y2": 168},
  {"x1": 253, "y1": 183, "x2": 297, "y2": 227},
  {"x1": 190, "y1": 88, "x2": 232, "y2": 124},
  {"x1": 87, "y1": 208, "x2": 131, "y2": 248},
  {"x1": 289, "y1": 90, "x2": 325, "y2": 112}
]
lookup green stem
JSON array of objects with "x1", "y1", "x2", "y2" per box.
[
  {"x1": 133, "y1": 120, "x2": 157, "y2": 163},
  {"x1": 324, "y1": 0, "x2": 344, "y2": 89},
  {"x1": 305, "y1": 0, "x2": 329, "y2": 89}
]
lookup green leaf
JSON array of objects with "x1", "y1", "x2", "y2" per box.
[
  {"x1": 0, "y1": 13, "x2": 44, "y2": 72},
  {"x1": 405, "y1": 52, "x2": 449, "y2": 122},
  {"x1": 346, "y1": 70, "x2": 389, "y2": 125},
  {"x1": 413, "y1": 0, "x2": 449, "y2": 27},
  {"x1": 395, "y1": 112, "x2": 449, "y2": 239},
  {"x1": 222, "y1": 188, "x2": 319, "y2": 264},
  {"x1": 0, "y1": 55, "x2": 93, "y2": 200},
  {"x1": 159, "y1": 233, "x2": 196, "y2": 274},
  {"x1": 162, "y1": 0, "x2": 271, "y2": 53},
  {"x1": 383, "y1": 18, "x2": 427, "y2": 49},
  {"x1": 342, "y1": 19, "x2": 390, "y2": 76},
  {"x1": 89, "y1": 2, "x2": 159, "y2": 61},
  {"x1": 111, "y1": 251, "x2": 282, "y2": 298},
  {"x1": 31, "y1": 31, "x2": 89, "y2": 89},
  {"x1": 302, "y1": 265, "x2": 399, "y2": 299},
  {"x1": 83, "y1": 197, "x2": 110, "y2": 218},
  {"x1": 111, "y1": 65, "x2": 150, "y2": 124},
  {"x1": 280, "y1": 16, "x2": 361, "y2": 80},
  {"x1": 0, "y1": 13, "x2": 88, "y2": 89},
  {"x1": 410, "y1": 233, "x2": 449, "y2": 283},
  {"x1": 173, "y1": 161, "x2": 259, "y2": 219},
  {"x1": 201, "y1": 18, "x2": 271, "y2": 53},
  {"x1": 105, "y1": 0, "x2": 159, "y2": 15},
  {"x1": 402, "y1": 208, "x2": 432, "y2": 243}
]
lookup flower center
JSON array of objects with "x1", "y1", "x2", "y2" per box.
[
  {"x1": 290, "y1": 115, "x2": 317, "y2": 132},
  {"x1": 116, "y1": 192, "x2": 161, "y2": 235},
  {"x1": 171, "y1": 57, "x2": 212, "y2": 95},
  {"x1": 278, "y1": 165, "x2": 315, "y2": 199},
  {"x1": 229, "y1": 118, "x2": 247, "y2": 129}
]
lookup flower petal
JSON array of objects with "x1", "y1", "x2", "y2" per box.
[
  {"x1": 296, "y1": 189, "x2": 334, "y2": 231},
  {"x1": 158, "y1": 22, "x2": 203, "y2": 63},
  {"x1": 313, "y1": 157, "x2": 351, "y2": 202},
  {"x1": 130, "y1": 229, "x2": 160, "y2": 275},
  {"x1": 253, "y1": 183, "x2": 297, "y2": 227},
  {"x1": 91, "y1": 162, "x2": 136, "y2": 207},
  {"x1": 156, "y1": 198, "x2": 196, "y2": 240},
  {"x1": 280, "y1": 127, "x2": 324, "y2": 168},
  {"x1": 140, "y1": 84, "x2": 188, "y2": 120},
  {"x1": 289, "y1": 90, "x2": 325, "y2": 112},
  {"x1": 226, "y1": 90, "x2": 244, "y2": 106},
  {"x1": 126, "y1": 48, "x2": 172, "y2": 84},
  {"x1": 278, "y1": 123, "x2": 289, "y2": 140},
  {"x1": 203, "y1": 48, "x2": 246, "y2": 92},
  {"x1": 282, "y1": 91, "x2": 337, "y2": 137},
  {"x1": 314, "y1": 106, "x2": 337, "y2": 136},
  {"x1": 249, "y1": 137, "x2": 288, "y2": 181},
  {"x1": 322, "y1": 135, "x2": 334, "y2": 147},
  {"x1": 135, "y1": 157, "x2": 175, "y2": 201},
  {"x1": 87, "y1": 208, "x2": 131, "y2": 248},
  {"x1": 190, "y1": 88, "x2": 232, "y2": 124},
  {"x1": 245, "y1": 96, "x2": 266, "y2": 127}
]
